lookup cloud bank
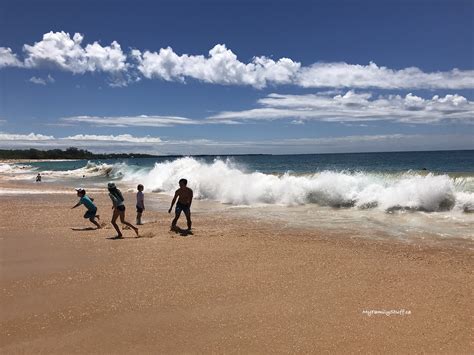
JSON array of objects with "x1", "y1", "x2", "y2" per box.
[
  {"x1": 0, "y1": 132, "x2": 473, "y2": 154},
  {"x1": 2, "y1": 32, "x2": 473, "y2": 89},
  {"x1": 48, "y1": 91, "x2": 473, "y2": 127},
  {"x1": 209, "y1": 91, "x2": 474, "y2": 124}
]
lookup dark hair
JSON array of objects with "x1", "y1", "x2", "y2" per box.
[
  {"x1": 78, "y1": 189, "x2": 86, "y2": 196},
  {"x1": 108, "y1": 187, "x2": 124, "y2": 202},
  {"x1": 179, "y1": 178, "x2": 187, "y2": 186},
  {"x1": 137, "y1": 184, "x2": 144, "y2": 190}
]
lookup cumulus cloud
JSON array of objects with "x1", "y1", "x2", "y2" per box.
[
  {"x1": 29, "y1": 74, "x2": 55, "y2": 85},
  {"x1": 132, "y1": 46, "x2": 474, "y2": 89},
  {"x1": 21, "y1": 31, "x2": 128, "y2": 74},
  {"x1": 0, "y1": 47, "x2": 23, "y2": 68},
  {"x1": 209, "y1": 91, "x2": 474, "y2": 124},
  {"x1": 2, "y1": 32, "x2": 474, "y2": 89},
  {"x1": 131, "y1": 44, "x2": 301, "y2": 89}
]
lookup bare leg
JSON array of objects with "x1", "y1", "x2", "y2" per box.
[
  {"x1": 111, "y1": 209, "x2": 122, "y2": 238},
  {"x1": 89, "y1": 217, "x2": 101, "y2": 229},
  {"x1": 136, "y1": 212, "x2": 142, "y2": 225},
  {"x1": 171, "y1": 209, "x2": 181, "y2": 229},
  {"x1": 183, "y1": 210, "x2": 192, "y2": 230},
  {"x1": 119, "y1": 211, "x2": 139, "y2": 236}
]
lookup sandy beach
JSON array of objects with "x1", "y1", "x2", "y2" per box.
[{"x1": 0, "y1": 181, "x2": 472, "y2": 354}]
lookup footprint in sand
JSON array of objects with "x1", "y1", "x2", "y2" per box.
[{"x1": 140, "y1": 231, "x2": 155, "y2": 238}]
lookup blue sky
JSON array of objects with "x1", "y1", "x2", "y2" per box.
[{"x1": 0, "y1": 0, "x2": 473, "y2": 154}]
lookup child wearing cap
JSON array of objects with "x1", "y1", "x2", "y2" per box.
[{"x1": 71, "y1": 188, "x2": 101, "y2": 229}]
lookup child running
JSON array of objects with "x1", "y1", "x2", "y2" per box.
[
  {"x1": 168, "y1": 178, "x2": 193, "y2": 231},
  {"x1": 136, "y1": 184, "x2": 145, "y2": 225},
  {"x1": 108, "y1": 182, "x2": 139, "y2": 239},
  {"x1": 71, "y1": 188, "x2": 101, "y2": 229}
]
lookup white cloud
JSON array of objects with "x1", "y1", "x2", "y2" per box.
[
  {"x1": 0, "y1": 132, "x2": 54, "y2": 141},
  {"x1": 29, "y1": 74, "x2": 55, "y2": 85},
  {"x1": 65, "y1": 134, "x2": 162, "y2": 143},
  {"x1": 2, "y1": 33, "x2": 474, "y2": 89},
  {"x1": 60, "y1": 115, "x2": 202, "y2": 127},
  {"x1": 132, "y1": 46, "x2": 474, "y2": 89},
  {"x1": 23, "y1": 31, "x2": 128, "y2": 74},
  {"x1": 0, "y1": 132, "x2": 472, "y2": 154},
  {"x1": 209, "y1": 91, "x2": 474, "y2": 124},
  {"x1": 0, "y1": 47, "x2": 23, "y2": 68},
  {"x1": 131, "y1": 44, "x2": 301, "y2": 89},
  {"x1": 296, "y1": 62, "x2": 474, "y2": 89}
]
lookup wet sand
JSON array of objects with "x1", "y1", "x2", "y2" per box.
[{"x1": 0, "y1": 184, "x2": 472, "y2": 353}]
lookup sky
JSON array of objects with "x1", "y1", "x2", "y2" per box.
[{"x1": 0, "y1": 0, "x2": 473, "y2": 154}]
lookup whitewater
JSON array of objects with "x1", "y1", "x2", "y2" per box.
[
  {"x1": 77, "y1": 157, "x2": 474, "y2": 213},
  {"x1": 1, "y1": 154, "x2": 473, "y2": 242}
]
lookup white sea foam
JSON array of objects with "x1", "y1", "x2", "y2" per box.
[
  {"x1": 0, "y1": 163, "x2": 34, "y2": 174},
  {"x1": 115, "y1": 157, "x2": 474, "y2": 213},
  {"x1": 2, "y1": 158, "x2": 473, "y2": 213}
]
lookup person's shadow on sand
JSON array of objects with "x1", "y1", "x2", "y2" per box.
[
  {"x1": 171, "y1": 226, "x2": 193, "y2": 237},
  {"x1": 71, "y1": 227, "x2": 98, "y2": 231},
  {"x1": 106, "y1": 235, "x2": 140, "y2": 240}
]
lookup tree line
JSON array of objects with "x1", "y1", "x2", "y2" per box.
[{"x1": 0, "y1": 147, "x2": 158, "y2": 160}]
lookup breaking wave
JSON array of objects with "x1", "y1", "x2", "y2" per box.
[
  {"x1": 112, "y1": 157, "x2": 474, "y2": 213},
  {"x1": 2, "y1": 158, "x2": 473, "y2": 212}
]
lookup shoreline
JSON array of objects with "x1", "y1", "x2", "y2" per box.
[
  {"x1": 1, "y1": 182, "x2": 473, "y2": 352},
  {"x1": 1, "y1": 178, "x2": 473, "y2": 248}
]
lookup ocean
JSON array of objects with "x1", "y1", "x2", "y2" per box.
[{"x1": 1, "y1": 150, "x2": 473, "y2": 244}]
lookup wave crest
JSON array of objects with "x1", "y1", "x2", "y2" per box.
[{"x1": 119, "y1": 157, "x2": 473, "y2": 212}]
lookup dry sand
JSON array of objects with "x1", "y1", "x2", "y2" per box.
[{"x1": 0, "y1": 184, "x2": 472, "y2": 353}]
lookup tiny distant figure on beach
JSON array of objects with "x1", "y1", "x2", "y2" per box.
[
  {"x1": 35, "y1": 173, "x2": 42, "y2": 182},
  {"x1": 108, "y1": 182, "x2": 139, "y2": 239},
  {"x1": 168, "y1": 178, "x2": 193, "y2": 232},
  {"x1": 136, "y1": 184, "x2": 145, "y2": 225},
  {"x1": 71, "y1": 188, "x2": 101, "y2": 229}
]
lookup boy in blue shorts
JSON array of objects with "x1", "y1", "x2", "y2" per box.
[{"x1": 72, "y1": 188, "x2": 101, "y2": 229}]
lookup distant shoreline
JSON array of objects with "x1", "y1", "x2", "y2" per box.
[
  {"x1": 0, "y1": 148, "x2": 270, "y2": 161},
  {"x1": 0, "y1": 147, "x2": 472, "y2": 161}
]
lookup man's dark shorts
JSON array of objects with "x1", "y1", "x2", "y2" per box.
[
  {"x1": 84, "y1": 208, "x2": 97, "y2": 219},
  {"x1": 136, "y1": 205, "x2": 144, "y2": 213},
  {"x1": 175, "y1": 202, "x2": 191, "y2": 215}
]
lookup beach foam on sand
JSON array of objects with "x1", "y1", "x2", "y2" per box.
[{"x1": 0, "y1": 185, "x2": 472, "y2": 353}]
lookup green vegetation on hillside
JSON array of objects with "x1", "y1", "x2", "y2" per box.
[{"x1": 0, "y1": 147, "x2": 158, "y2": 160}]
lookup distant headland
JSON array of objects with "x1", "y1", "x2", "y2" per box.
[{"x1": 0, "y1": 147, "x2": 269, "y2": 160}]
